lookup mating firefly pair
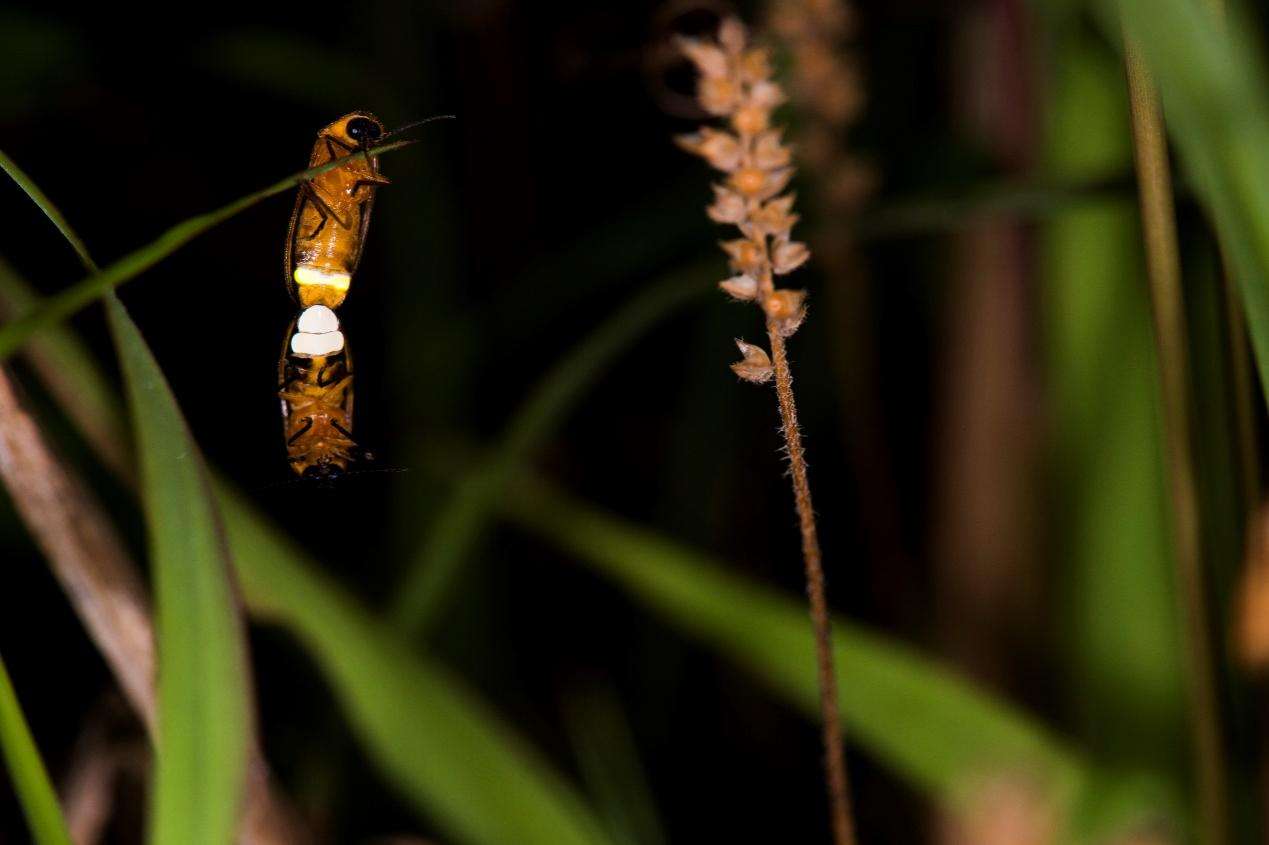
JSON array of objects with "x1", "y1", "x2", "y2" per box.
[{"x1": 279, "y1": 112, "x2": 387, "y2": 480}]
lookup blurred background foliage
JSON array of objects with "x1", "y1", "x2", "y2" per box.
[{"x1": 1, "y1": 0, "x2": 1268, "y2": 842}]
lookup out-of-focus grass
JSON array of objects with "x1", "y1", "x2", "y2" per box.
[
  {"x1": 502, "y1": 475, "x2": 1180, "y2": 841},
  {"x1": 106, "y1": 297, "x2": 252, "y2": 845},
  {"x1": 0, "y1": 654, "x2": 72, "y2": 845},
  {"x1": 0, "y1": 258, "x2": 128, "y2": 477},
  {"x1": 562, "y1": 685, "x2": 666, "y2": 845},
  {"x1": 1106, "y1": 0, "x2": 1269, "y2": 410},
  {"x1": 390, "y1": 260, "x2": 716, "y2": 637},
  {"x1": 1038, "y1": 16, "x2": 1186, "y2": 776},
  {"x1": 218, "y1": 484, "x2": 617, "y2": 845}
]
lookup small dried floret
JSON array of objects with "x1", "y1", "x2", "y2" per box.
[
  {"x1": 753, "y1": 195, "x2": 799, "y2": 237},
  {"x1": 675, "y1": 128, "x2": 742, "y2": 171},
  {"x1": 677, "y1": 37, "x2": 730, "y2": 79},
  {"x1": 718, "y1": 18, "x2": 747, "y2": 54},
  {"x1": 731, "y1": 339, "x2": 774, "y2": 383},
  {"x1": 707, "y1": 185, "x2": 747, "y2": 224},
  {"x1": 700, "y1": 76, "x2": 742, "y2": 116},
  {"x1": 730, "y1": 166, "x2": 768, "y2": 197},
  {"x1": 756, "y1": 167, "x2": 795, "y2": 200},
  {"x1": 732, "y1": 104, "x2": 770, "y2": 136},
  {"x1": 752, "y1": 130, "x2": 792, "y2": 169},
  {"x1": 749, "y1": 80, "x2": 786, "y2": 111},
  {"x1": 764, "y1": 289, "x2": 808, "y2": 336},
  {"x1": 721, "y1": 238, "x2": 765, "y2": 275},
  {"x1": 719, "y1": 274, "x2": 759, "y2": 300},
  {"x1": 772, "y1": 238, "x2": 811, "y2": 274}
]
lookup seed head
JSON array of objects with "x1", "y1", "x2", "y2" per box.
[{"x1": 676, "y1": 17, "x2": 814, "y2": 378}]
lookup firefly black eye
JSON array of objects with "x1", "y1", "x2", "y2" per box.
[{"x1": 347, "y1": 117, "x2": 381, "y2": 144}]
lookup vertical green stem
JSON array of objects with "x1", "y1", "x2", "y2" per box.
[{"x1": 1124, "y1": 42, "x2": 1228, "y2": 845}]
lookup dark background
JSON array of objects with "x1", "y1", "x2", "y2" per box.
[{"x1": 0, "y1": 0, "x2": 1162, "y2": 842}]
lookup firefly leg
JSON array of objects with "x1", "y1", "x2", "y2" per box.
[
  {"x1": 287, "y1": 418, "x2": 314, "y2": 445},
  {"x1": 301, "y1": 183, "x2": 354, "y2": 231},
  {"x1": 316, "y1": 366, "x2": 351, "y2": 389},
  {"x1": 351, "y1": 176, "x2": 391, "y2": 198}
]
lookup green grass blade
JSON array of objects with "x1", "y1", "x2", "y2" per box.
[
  {"x1": 1105, "y1": 0, "x2": 1269, "y2": 409},
  {"x1": 509, "y1": 478, "x2": 1184, "y2": 837},
  {"x1": 1039, "y1": 18, "x2": 1186, "y2": 774},
  {"x1": 0, "y1": 138, "x2": 416, "y2": 361},
  {"x1": 390, "y1": 261, "x2": 714, "y2": 637},
  {"x1": 0, "y1": 258, "x2": 130, "y2": 476},
  {"x1": 0, "y1": 153, "x2": 129, "y2": 475},
  {"x1": 105, "y1": 299, "x2": 251, "y2": 845},
  {"x1": 562, "y1": 686, "x2": 666, "y2": 845},
  {"x1": 215, "y1": 481, "x2": 617, "y2": 845},
  {"x1": 0, "y1": 149, "x2": 95, "y2": 272},
  {"x1": 0, "y1": 654, "x2": 73, "y2": 845},
  {"x1": 504, "y1": 479, "x2": 1085, "y2": 804}
]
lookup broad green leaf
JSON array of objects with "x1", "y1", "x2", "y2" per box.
[
  {"x1": 105, "y1": 299, "x2": 251, "y2": 845},
  {"x1": 215, "y1": 483, "x2": 616, "y2": 845},
  {"x1": 0, "y1": 654, "x2": 72, "y2": 845},
  {"x1": 0, "y1": 138, "x2": 418, "y2": 361},
  {"x1": 390, "y1": 262, "x2": 714, "y2": 637}
]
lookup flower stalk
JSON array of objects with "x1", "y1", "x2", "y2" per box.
[{"x1": 677, "y1": 18, "x2": 857, "y2": 845}]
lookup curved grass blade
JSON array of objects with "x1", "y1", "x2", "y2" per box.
[
  {"x1": 503, "y1": 478, "x2": 1085, "y2": 803},
  {"x1": 0, "y1": 258, "x2": 130, "y2": 477},
  {"x1": 391, "y1": 260, "x2": 715, "y2": 637},
  {"x1": 562, "y1": 685, "x2": 666, "y2": 845},
  {"x1": 1105, "y1": 0, "x2": 1269, "y2": 411},
  {"x1": 215, "y1": 482, "x2": 617, "y2": 845},
  {"x1": 0, "y1": 153, "x2": 128, "y2": 476},
  {"x1": 506, "y1": 478, "x2": 1187, "y2": 837},
  {"x1": 105, "y1": 298, "x2": 251, "y2": 845},
  {"x1": 0, "y1": 654, "x2": 73, "y2": 845},
  {"x1": 0, "y1": 149, "x2": 95, "y2": 272},
  {"x1": 0, "y1": 138, "x2": 417, "y2": 361}
]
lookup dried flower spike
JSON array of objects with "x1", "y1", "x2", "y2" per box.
[
  {"x1": 676, "y1": 16, "x2": 811, "y2": 349},
  {"x1": 676, "y1": 18, "x2": 857, "y2": 845}
]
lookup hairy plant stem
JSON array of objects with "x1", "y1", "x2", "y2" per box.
[
  {"x1": 767, "y1": 324, "x2": 856, "y2": 845},
  {"x1": 1124, "y1": 43, "x2": 1227, "y2": 845}
]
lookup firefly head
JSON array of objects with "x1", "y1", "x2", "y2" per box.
[{"x1": 343, "y1": 114, "x2": 383, "y2": 147}]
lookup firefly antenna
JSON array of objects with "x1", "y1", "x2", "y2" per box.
[{"x1": 380, "y1": 114, "x2": 457, "y2": 141}]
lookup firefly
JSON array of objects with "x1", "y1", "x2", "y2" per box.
[
  {"x1": 278, "y1": 305, "x2": 364, "y2": 479},
  {"x1": 284, "y1": 112, "x2": 390, "y2": 310}
]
